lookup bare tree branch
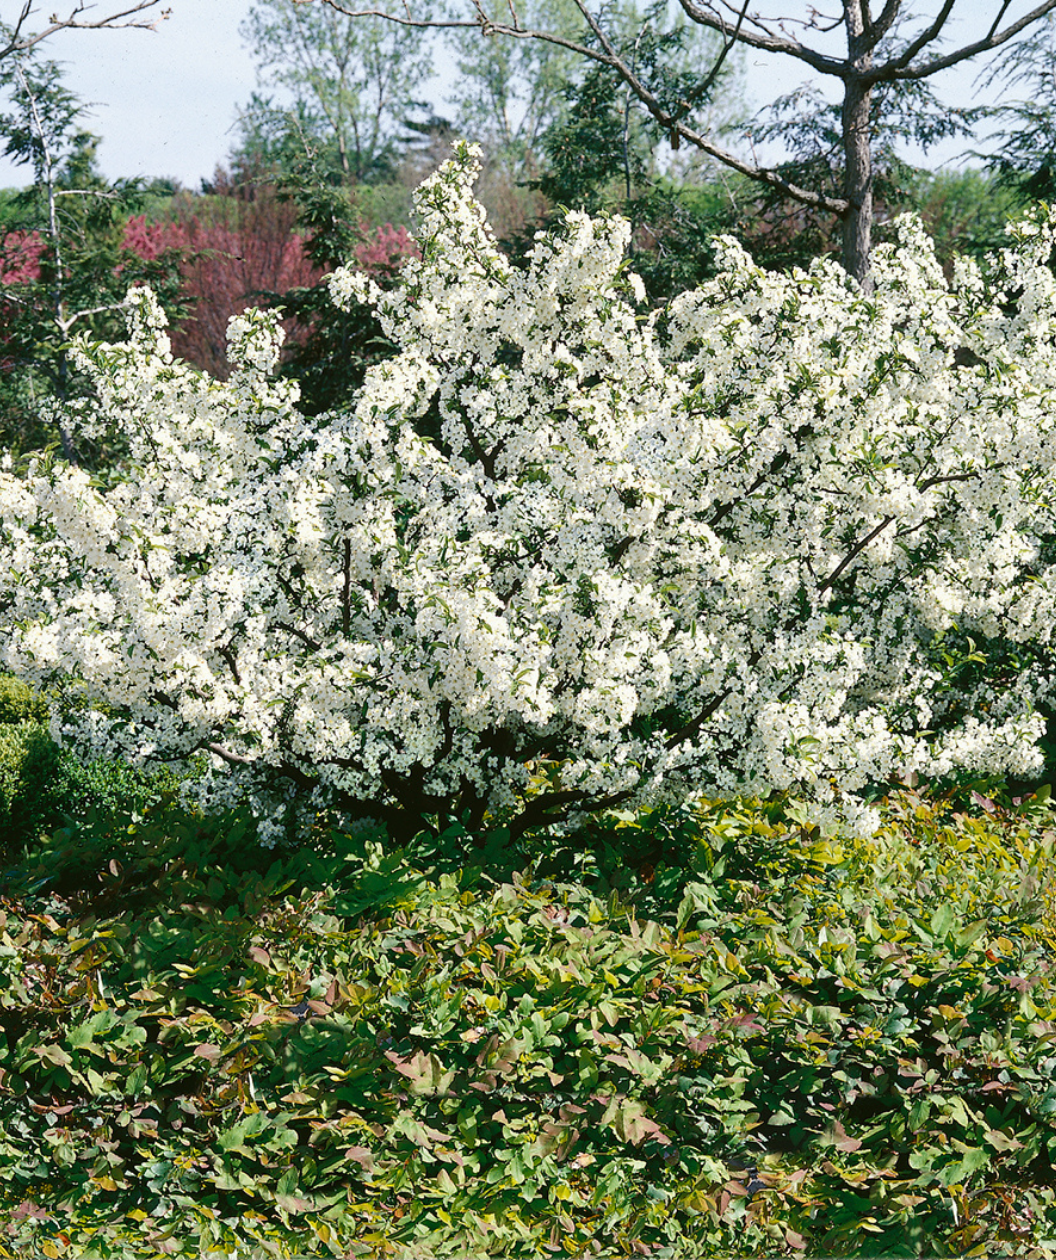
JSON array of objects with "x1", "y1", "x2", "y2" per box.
[
  {"x1": 316, "y1": 0, "x2": 847, "y2": 214},
  {"x1": 314, "y1": 0, "x2": 1056, "y2": 280},
  {"x1": 55, "y1": 300, "x2": 128, "y2": 334},
  {"x1": 310, "y1": 1, "x2": 479, "y2": 31},
  {"x1": 682, "y1": 0, "x2": 751, "y2": 109},
  {"x1": 676, "y1": 0, "x2": 847, "y2": 74},
  {"x1": 866, "y1": 0, "x2": 956, "y2": 78},
  {"x1": 872, "y1": 0, "x2": 1056, "y2": 82},
  {"x1": 1, "y1": 1, "x2": 169, "y2": 63},
  {"x1": 861, "y1": 0, "x2": 902, "y2": 52},
  {"x1": 985, "y1": 0, "x2": 1016, "y2": 40}
]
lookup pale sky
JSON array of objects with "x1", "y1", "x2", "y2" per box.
[{"x1": 0, "y1": 0, "x2": 1022, "y2": 192}]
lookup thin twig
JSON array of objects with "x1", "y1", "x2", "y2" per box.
[{"x1": 1, "y1": 0, "x2": 168, "y2": 63}]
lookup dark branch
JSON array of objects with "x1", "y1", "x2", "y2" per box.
[
  {"x1": 675, "y1": 0, "x2": 848, "y2": 74},
  {"x1": 918, "y1": 470, "x2": 980, "y2": 492},
  {"x1": 663, "y1": 684, "x2": 734, "y2": 750},
  {"x1": 273, "y1": 620, "x2": 323, "y2": 652},
  {"x1": 817, "y1": 515, "x2": 895, "y2": 595},
  {"x1": 341, "y1": 539, "x2": 352, "y2": 638},
  {"x1": 677, "y1": 0, "x2": 751, "y2": 110},
  {"x1": 217, "y1": 643, "x2": 242, "y2": 686},
  {"x1": 862, "y1": 0, "x2": 901, "y2": 51},
  {"x1": 707, "y1": 452, "x2": 791, "y2": 530},
  {"x1": 868, "y1": 0, "x2": 955, "y2": 79},
  {"x1": 507, "y1": 782, "x2": 638, "y2": 840}
]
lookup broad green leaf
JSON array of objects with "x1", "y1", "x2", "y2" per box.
[
  {"x1": 386, "y1": 1049, "x2": 455, "y2": 1097},
  {"x1": 66, "y1": 1023, "x2": 96, "y2": 1052},
  {"x1": 955, "y1": 919, "x2": 988, "y2": 949},
  {"x1": 930, "y1": 903, "x2": 957, "y2": 939}
]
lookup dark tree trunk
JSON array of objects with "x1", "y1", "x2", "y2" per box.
[{"x1": 842, "y1": 0, "x2": 874, "y2": 288}]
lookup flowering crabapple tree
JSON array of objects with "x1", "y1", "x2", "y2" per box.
[{"x1": 1, "y1": 142, "x2": 1054, "y2": 846}]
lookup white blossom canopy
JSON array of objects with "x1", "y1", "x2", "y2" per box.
[{"x1": 1, "y1": 143, "x2": 1054, "y2": 844}]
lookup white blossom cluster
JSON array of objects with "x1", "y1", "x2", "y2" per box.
[{"x1": 1, "y1": 142, "x2": 1054, "y2": 844}]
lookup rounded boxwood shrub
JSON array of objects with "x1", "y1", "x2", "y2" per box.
[
  {"x1": 0, "y1": 673, "x2": 189, "y2": 851},
  {"x1": 0, "y1": 674, "x2": 49, "y2": 726}
]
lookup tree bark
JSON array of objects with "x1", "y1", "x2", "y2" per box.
[{"x1": 842, "y1": 0, "x2": 874, "y2": 288}]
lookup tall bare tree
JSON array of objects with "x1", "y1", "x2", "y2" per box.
[
  {"x1": 240, "y1": 0, "x2": 432, "y2": 182},
  {"x1": 310, "y1": 0, "x2": 1056, "y2": 285},
  {"x1": 1, "y1": 1, "x2": 168, "y2": 63}
]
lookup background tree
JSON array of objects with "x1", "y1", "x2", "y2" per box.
[
  {"x1": 240, "y1": 0, "x2": 434, "y2": 184},
  {"x1": 261, "y1": 141, "x2": 417, "y2": 415},
  {"x1": 734, "y1": 70, "x2": 979, "y2": 273},
  {"x1": 900, "y1": 167, "x2": 1021, "y2": 271},
  {"x1": 445, "y1": 0, "x2": 580, "y2": 169},
  {"x1": 198, "y1": 98, "x2": 427, "y2": 409},
  {"x1": 441, "y1": 0, "x2": 592, "y2": 233},
  {"x1": 315, "y1": 0, "x2": 1056, "y2": 284},
  {"x1": 522, "y1": 43, "x2": 744, "y2": 301},
  {"x1": 976, "y1": 12, "x2": 1056, "y2": 204}
]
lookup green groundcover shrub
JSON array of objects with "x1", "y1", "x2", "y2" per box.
[
  {"x1": 0, "y1": 678, "x2": 49, "y2": 727},
  {"x1": 1, "y1": 790, "x2": 1055, "y2": 1257}
]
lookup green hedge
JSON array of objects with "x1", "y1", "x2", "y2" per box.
[
  {"x1": 0, "y1": 675, "x2": 188, "y2": 856},
  {"x1": 0, "y1": 723, "x2": 60, "y2": 845},
  {"x1": 0, "y1": 677, "x2": 49, "y2": 727},
  {"x1": 1, "y1": 792, "x2": 1055, "y2": 1256}
]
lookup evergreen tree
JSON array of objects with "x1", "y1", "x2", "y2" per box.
[
  {"x1": 978, "y1": 13, "x2": 1056, "y2": 205},
  {"x1": 259, "y1": 140, "x2": 412, "y2": 416},
  {"x1": 0, "y1": 47, "x2": 181, "y2": 464},
  {"x1": 517, "y1": 19, "x2": 743, "y2": 303}
]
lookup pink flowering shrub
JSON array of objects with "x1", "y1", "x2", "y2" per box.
[
  {"x1": 122, "y1": 209, "x2": 322, "y2": 378},
  {"x1": 1, "y1": 232, "x2": 46, "y2": 379},
  {"x1": 126, "y1": 208, "x2": 416, "y2": 378},
  {"x1": 352, "y1": 221, "x2": 417, "y2": 274}
]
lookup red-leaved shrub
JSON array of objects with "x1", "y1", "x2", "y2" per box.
[
  {"x1": 130, "y1": 195, "x2": 418, "y2": 378},
  {"x1": 351, "y1": 221, "x2": 417, "y2": 274}
]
